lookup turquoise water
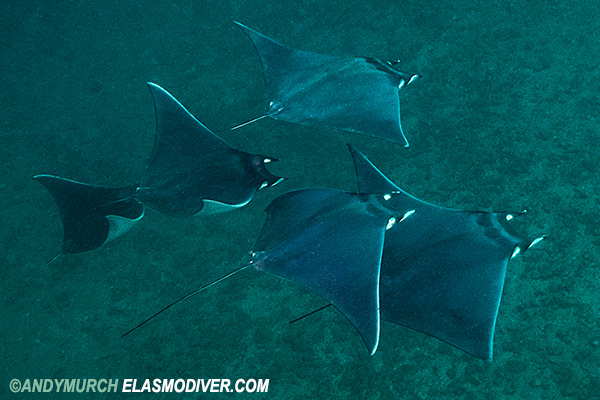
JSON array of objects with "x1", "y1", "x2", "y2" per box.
[{"x1": 1, "y1": 0, "x2": 599, "y2": 398}]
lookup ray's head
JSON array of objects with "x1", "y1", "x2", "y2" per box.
[
  {"x1": 249, "y1": 251, "x2": 270, "y2": 271},
  {"x1": 248, "y1": 155, "x2": 285, "y2": 190}
]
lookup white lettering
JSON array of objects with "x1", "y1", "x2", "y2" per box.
[
  {"x1": 257, "y1": 379, "x2": 269, "y2": 392},
  {"x1": 122, "y1": 378, "x2": 133, "y2": 392},
  {"x1": 32, "y1": 379, "x2": 43, "y2": 392},
  {"x1": 63, "y1": 379, "x2": 75, "y2": 392},
  {"x1": 43, "y1": 379, "x2": 53, "y2": 392},
  {"x1": 86, "y1": 378, "x2": 97, "y2": 392},
  {"x1": 220, "y1": 379, "x2": 231, "y2": 393},
  {"x1": 161, "y1": 379, "x2": 174, "y2": 392},
  {"x1": 174, "y1": 378, "x2": 185, "y2": 393},
  {"x1": 17, "y1": 377, "x2": 265, "y2": 393},
  {"x1": 107, "y1": 379, "x2": 119, "y2": 393},
  {"x1": 235, "y1": 379, "x2": 244, "y2": 393},
  {"x1": 141, "y1": 379, "x2": 151, "y2": 392},
  {"x1": 185, "y1": 379, "x2": 197, "y2": 392}
]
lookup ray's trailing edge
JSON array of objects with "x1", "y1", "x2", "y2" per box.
[
  {"x1": 233, "y1": 21, "x2": 420, "y2": 146},
  {"x1": 35, "y1": 83, "x2": 283, "y2": 254},
  {"x1": 122, "y1": 147, "x2": 543, "y2": 360},
  {"x1": 33, "y1": 176, "x2": 144, "y2": 254},
  {"x1": 347, "y1": 145, "x2": 544, "y2": 360},
  {"x1": 31, "y1": 23, "x2": 544, "y2": 361}
]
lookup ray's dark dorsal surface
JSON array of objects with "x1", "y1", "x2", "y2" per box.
[
  {"x1": 123, "y1": 187, "x2": 406, "y2": 355},
  {"x1": 34, "y1": 83, "x2": 282, "y2": 254},
  {"x1": 348, "y1": 145, "x2": 543, "y2": 361},
  {"x1": 33, "y1": 176, "x2": 144, "y2": 254},
  {"x1": 250, "y1": 188, "x2": 403, "y2": 355},
  {"x1": 137, "y1": 83, "x2": 283, "y2": 217},
  {"x1": 234, "y1": 21, "x2": 420, "y2": 146},
  {"x1": 123, "y1": 147, "x2": 541, "y2": 359}
]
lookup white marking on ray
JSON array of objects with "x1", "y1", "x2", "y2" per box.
[
  {"x1": 197, "y1": 198, "x2": 252, "y2": 215},
  {"x1": 271, "y1": 177, "x2": 285, "y2": 187},
  {"x1": 511, "y1": 247, "x2": 522, "y2": 259},
  {"x1": 385, "y1": 217, "x2": 397, "y2": 230},
  {"x1": 529, "y1": 236, "x2": 546, "y2": 249},
  {"x1": 400, "y1": 209, "x2": 416, "y2": 222},
  {"x1": 105, "y1": 210, "x2": 145, "y2": 244},
  {"x1": 407, "y1": 74, "x2": 420, "y2": 85}
]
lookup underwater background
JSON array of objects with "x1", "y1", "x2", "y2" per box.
[{"x1": 1, "y1": 0, "x2": 598, "y2": 398}]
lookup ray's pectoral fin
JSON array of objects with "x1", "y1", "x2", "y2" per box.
[
  {"x1": 234, "y1": 21, "x2": 419, "y2": 146},
  {"x1": 137, "y1": 82, "x2": 283, "y2": 217},
  {"x1": 251, "y1": 188, "x2": 401, "y2": 355},
  {"x1": 347, "y1": 145, "x2": 543, "y2": 360},
  {"x1": 34, "y1": 175, "x2": 144, "y2": 254}
]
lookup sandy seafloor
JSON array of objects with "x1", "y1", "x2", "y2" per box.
[{"x1": 1, "y1": 0, "x2": 599, "y2": 398}]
